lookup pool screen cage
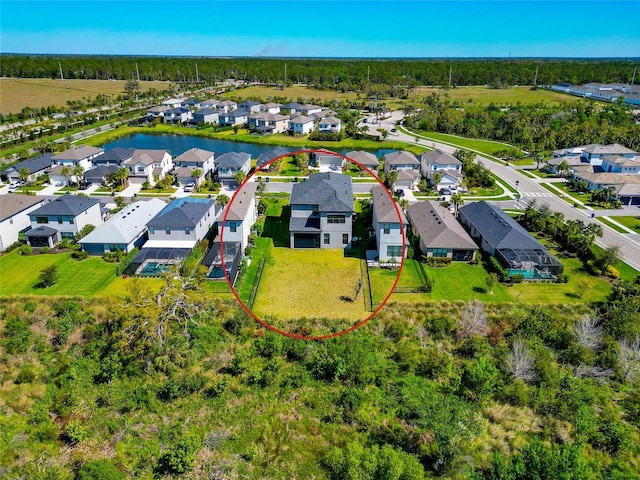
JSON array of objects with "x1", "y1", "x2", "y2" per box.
[
  {"x1": 129, "y1": 247, "x2": 192, "y2": 275},
  {"x1": 497, "y1": 247, "x2": 564, "y2": 275},
  {"x1": 202, "y1": 241, "x2": 242, "y2": 285}
]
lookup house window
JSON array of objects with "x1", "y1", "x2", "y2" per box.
[
  {"x1": 327, "y1": 214, "x2": 346, "y2": 224},
  {"x1": 230, "y1": 222, "x2": 237, "y2": 233},
  {"x1": 58, "y1": 217, "x2": 63, "y2": 224},
  {"x1": 383, "y1": 224, "x2": 391, "y2": 234},
  {"x1": 387, "y1": 245, "x2": 403, "y2": 258},
  {"x1": 36, "y1": 217, "x2": 48, "y2": 224},
  {"x1": 69, "y1": 218, "x2": 74, "y2": 224},
  {"x1": 324, "y1": 233, "x2": 330, "y2": 245},
  {"x1": 149, "y1": 227, "x2": 155, "y2": 234},
  {"x1": 342, "y1": 234, "x2": 349, "y2": 245},
  {"x1": 165, "y1": 228, "x2": 171, "y2": 235},
  {"x1": 431, "y1": 248, "x2": 448, "y2": 258},
  {"x1": 185, "y1": 228, "x2": 191, "y2": 234}
]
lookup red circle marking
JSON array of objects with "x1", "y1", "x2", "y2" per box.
[{"x1": 220, "y1": 149, "x2": 405, "y2": 340}]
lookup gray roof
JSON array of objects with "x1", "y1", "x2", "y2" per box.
[
  {"x1": 216, "y1": 152, "x2": 251, "y2": 169},
  {"x1": 26, "y1": 225, "x2": 59, "y2": 238},
  {"x1": 85, "y1": 165, "x2": 119, "y2": 178},
  {"x1": 290, "y1": 172, "x2": 353, "y2": 212},
  {"x1": 223, "y1": 182, "x2": 257, "y2": 221},
  {"x1": 371, "y1": 185, "x2": 407, "y2": 224},
  {"x1": 458, "y1": 201, "x2": 546, "y2": 251},
  {"x1": 256, "y1": 149, "x2": 289, "y2": 168},
  {"x1": 0, "y1": 194, "x2": 44, "y2": 222},
  {"x1": 2, "y1": 153, "x2": 53, "y2": 175},
  {"x1": 218, "y1": 100, "x2": 237, "y2": 107},
  {"x1": 406, "y1": 201, "x2": 477, "y2": 251},
  {"x1": 99, "y1": 148, "x2": 134, "y2": 163},
  {"x1": 420, "y1": 149, "x2": 462, "y2": 166},
  {"x1": 193, "y1": 108, "x2": 218, "y2": 117},
  {"x1": 385, "y1": 151, "x2": 420, "y2": 166},
  {"x1": 30, "y1": 195, "x2": 101, "y2": 217},
  {"x1": 281, "y1": 102, "x2": 302, "y2": 109},
  {"x1": 289, "y1": 115, "x2": 314, "y2": 125},
  {"x1": 239, "y1": 100, "x2": 261, "y2": 107},
  {"x1": 127, "y1": 149, "x2": 169, "y2": 166},
  {"x1": 397, "y1": 169, "x2": 421, "y2": 180},
  {"x1": 52, "y1": 145, "x2": 104, "y2": 162},
  {"x1": 345, "y1": 151, "x2": 379, "y2": 168},
  {"x1": 221, "y1": 109, "x2": 250, "y2": 119},
  {"x1": 148, "y1": 198, "x2": 216, "y2": 229},
  {"x1": 319, "y1": 117, "x2": 341, "y2": 125},
  {"x1": 583, "y1": 143, "x2": 636, "y2": 155},
  {"x1": 173, "y1": 148, "x2": 214, "y2": 165},
  {"x1": 80, "y1": 198, "x2": 166, "y2": 245}
]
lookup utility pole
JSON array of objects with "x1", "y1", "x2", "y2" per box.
[
  {"x1": 533, "y1": 65, "x2": 539, "y2": 87},
  {"x1": 448, "y1": 66, "x2": 452, "y2": 88},
  {"x1": 136, "y1": 62, "x2": 140, "y2": 82},
  {"x1": 58, "y1": 61, "x2": 64, "y2": 81},
  {"x1": 195, "y1": 63, "x2": 199, "y2": 82},
  {"x1": 367, "y1": 65, "x2": 370, "y2": 82},
  {"x1": 284, "y1": 62, "x2": 287, "y2": 82},
  {"x1": 632, "y1": 66, "x2": 637, "y2": 86}
]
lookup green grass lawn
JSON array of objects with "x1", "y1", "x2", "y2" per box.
[
  {"x1": 426, "y1": 262, "x2": 512, "y2": 302},
  {"x1": 0, "y1": 250, "x2": 163, "y2": 297},
  {"x1": 411, "y1": 129, "x2": 517, "y2": 157},
  {"x1": 369, "y1": 259, "x2": 429, "y2": 304},
  {"x1": 413, "y1": 86, "x2": 580, "y2": 106},
  {"x1": 15, "y1": 185, "x2": 46, "y2": 192},
  {"x1": 596, "y1": 217, "x2": 628, "y2": 233},
  {"x1": 609, "y1": 216, "x2": 640, "y2": 233},
  {"x1": 253, "y1": 248, "x2": 366, "y2": 321}
]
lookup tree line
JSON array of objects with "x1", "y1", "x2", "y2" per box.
[{"x1": 1, "y1": 54, "x2": 637, "y2": 87}]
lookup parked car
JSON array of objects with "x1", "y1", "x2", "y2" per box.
[
  {"x1": 390, "y1": 128, "x2": 397, "y2": 132},
  {"x1": 8, "y1": 181, "x2": 21, "y2": 190},
  {"x1": 183, "y1": 183, "x2": 195, "y2": 193},
  {"x1": 78, "y1": 182, "x2": 91, "y2": 190},
  {"x1": 395, "y1": 189, "x2": 405, "y2": 197}
]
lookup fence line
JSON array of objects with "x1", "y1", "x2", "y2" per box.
[
  {"x1": 247, "y1": 256, "x2": 267, "y2": 310},
  {"x1": 360, "y1": 258, "x2": 374, "y2": 312}
]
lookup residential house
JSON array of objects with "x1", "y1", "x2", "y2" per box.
[
  {"x1": 420, "y1": 149, "x2": 463, "y2": 190},
  {"x1": 215, "y1": 152, "x2": 251, "y2": 185},
  {"x1": 180, "y1": 98, "x2": 201, "y2": 109},
  {"x1": 248, "y1": 112, "x2": 289, "y2": 134},
  {"x1": 238, "y1": 100, "x2": 262, "y2": 113},
  {"x1": 384, "y1": 151, "x2": 422, "y2": 190},
  {"x1": 318, "y1": 117, "x2": 342, "y2": 133},
  {"x1": 0, "y1": 194, "x2": 46, "y2": 251},
  {"x1": 26, "y1": 195, "x2": 102, "y2": 247},
  {"x1": 130, "y1": 197, "x2": 219, "y2": 274},
  {"x1": 581, "y1": 143, "x2": 636, "y2": 166},
  {"x1": 289, "y1": 172, "x2": 354, "y2": 249},
  {"x1": 601, "y1": 155, "x2": 640, "y2": 174},
  {"x1": 394, "y1": 169, "x2": 422, "y2": 190},
  {"x1": 371, "y1": 185, "x2": 408, "y2": 261},
  {"x1": 219, "y1": 109, "x2": 250, "y2": 126},
  {"x1": 458, "y1": 201, "x2": 563, "y2": 278},
  {"x1": 218, "y1": 182, "x2": 258, "y2": 251},
  {"x1": 2, "y1": 153, "x2": 53, "y2": 184},
  {"x1": 288, "y1": 115, "x2": 315, "y2": 135},
  {"x1": 84, "y1": 165, "x2": 119, "y2": 186},
  {"x1": 92, "y1": 148, "x2": 134, "y2": 167},
  {"x1": 52, "y1": 145, "x2": 104, "y2": 171},
  {"x1": 406, "y1": 201, "x2": 477, "y2": 261},
  {"x1": 163, "y1": 107, "x2": 193, "y2": 124},
  {"x1": 147, "y1": 105, "x2": 171, "y2": 119},
  {"x1": 310, "y1": 110, "x2": 338, "y2": 121},
  {"x1": 161, "y1": 98, "x2": 182, "y2": 108},
  {"x1": 345, "y1": 151, "x2": 379, "y2": 173},
  {"x1": 217, "y1": 100, "x2": 237, "y2": 113},
  {"x1": 192, "y1": 108, "x2": 220, "y2": 125},
  {"x1": 311, "y1": 150, "x2": 344, "y2": 172},
  {"x1": 172, "y1": 148, "x2": 215, "y2": 187},
  {"x1": 200, "y1": 98, "x2": 222, "y2": 109},
  {"x1": 79, "y1": 198, "x2": 167, "y2": 254},
  {"x1": 296, "y1": 104, "x2": 323, "y2": 116},
  {"x1": 256, "y1": 149, "x2": 289, "y2": 170},
  {"x1": 124, "y1": 149, "x2": 173, "y2": 185},
  {"x1": 260, "y1": 102, "x2": 282, "y2": 114},
  {"x1": 280, "y1": 102, "x2": 302, "y2": 114}
]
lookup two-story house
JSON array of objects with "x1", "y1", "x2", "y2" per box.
[
  {"x1": 215, "y1": 152, "x2": 251, "y2": 185},
  {"x1": 238, "y1": 100, "x2": 262, "y2": 113},
  {"x1": 345, "y1": 151, "x2": 379, "y2": 173},
  {"x1": 383, "y1": 151, "x2": 421, "y2": 190},
  {"x1": 163, "y1": 107, "x2": 193, "y2": 124},
  {"x1": 192, "y1": 108, "x2": 220, "y2": 125},
  {"x1": 288, "y1": 115, "x2": 315, "y2": 135},
  {"x1": 289, "y1": 172, "x2": 354, "y2": 249},
  {"x1": 217, "y1": 100, "x2": 238, "y2": 113},
  {"x1": 601, "y1": 156, "x2": 640, "y2": 174},
  {"x1": 248, "y1": 112, "x2": 289, "y2": 134},
  {"x1": 218, "y1": 182, "x2": 257, "y2": 251},
  {"x1": 172, "y1": 148, "x2": 215, "y2": 187},
  {"x1": 0, "y1": 194, "x2": 46, "y2": 251},
  {"x1": 318, "y1": 117, "x2": 342, "y2": 133},
  {"x1": 49, "y1": 145, "x2": 105, "y2": 186},
  {"x1": 371, "y1": 185, "x2": 407, "y2": 261},
  {"x1": 420, "y1": 149, "x2": 464, "y2": 190},
  {"x1": 219, "y1": 109, "x2": 250, "y2": 126},
  {"x1": 124, "y1": 149, "x2": 173, "y2": 185},
  {"x1": 260, "y1": 102, "x2": 282, "y2": 114},
  {"x1": 26, "y1": 195, "x2": 102, "y2": 247},
  {"x1": 296, "y1": 104, "x2": 323, "y2": 116},
  {"x1": 581, "y1": 143, "x2": 636, "y2": 166}
]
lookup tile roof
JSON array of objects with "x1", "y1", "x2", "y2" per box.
[
  {"x1": 288, "y1": 115, "x2": 314, "y2": 124},
  {"x1": 147, "y1": 197, "x2": 216, "y2": 229},
  {"x1": 256, "y1": 149, "x2": 289, "y2": 168},
  {"x1": 406, "y1": 201, "x2": 477, "y2": 251},
  {"x1": 583, "y1": 143, "x2": 636, "y2": 155},
  {"x1": 223, "y1": 182, "x2": 258, "y2": 221},
  {"x1": 290, "y1": 172, "x2": 353, "y2": 212},
  {"x1": 420, "y1": 148, "x2": 462, "y2": 166},
  {"x1": 30, "y1": 195, "x2": 101, "y2": 217},
  {"x1": 2, "y1": 153, "x2": 53, "y2": 174},
  {"x1": 345, "y1": 151, "x2": 379, "y2": 168},
  {"x1": 52, "y1": 145, "x2": 104, "y2": 161},
  {"x1": 0, "y1": 194, "x2": 45, "y2": 222},
  {"x1": 371, "y1": 184, "x2": 407, "y2": 224},
  {"x1": 216, "y1": 152, "x2": 251, "y2": 169},
  {"x1": 385, "y1": 151, "x2": 420, "y2": 166},
  {"x1": 127, "y1": 149, "x2": 169, "y2": 166},
  {"x1": 100, "y1": 148, "x2": 134, "y2": 163},
  {"x1": 173, "y1": 148, "x2": 214, "y2": 165}
]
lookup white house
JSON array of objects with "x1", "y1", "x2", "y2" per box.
[
  {"x1": 52, "y1": 145, "x2": 104, "y2": 172},
  {"x1": 200, "y1": 98, "x2": 222, "y2": 109},
  {"x1": 217, "y1": 100, "x2": 238, "y2": 113},
  {"x1": 581, "y1": 144, "x2": 636, "y2": 167},
  {"x1": 601, "y1": 156, "x2": 640, "y2": 174},
  {"x1": 318, "y1": 117, "x2": 342, "y2": 133},
  {"x1": 238, "y1": 100, "x2": 262, "y2": 113},
  {"x1": 173, "y1": 148, "x2": 215, "y2": 175},
  {"x1": 383, "y1": 151, "x2": 421, "y2": 175},
  {"x1": 147, "y1": 105, "x2": 171, "y2": 119},
  {"x1": 161, "y1": 98, "x2": 182, "y2": 108},
  {"x1": 296, "y1": 104, "x2": 323, "y2": 116},
  {"x1": 345, "y1": 151, "x2": 379, "y2": 173},
  {"x1": 79, "y1": 198, "x2": 167, "y2": 254},
  {"x1": 371, "y1": 184, "x2": 407, "y2": 261},
  {"x1": 124, "y1": 149, "x2": 173, "y2": 185},
  {"x1": 312, "y1": 150, "x2": 344, "y2": 172},
  {"x1": 288, "y1": 115, "x2": 315, "y2": 135},
  {"x1": 215, "y1": 152, "x2": 251, "y2": 185},
  {"x1": 163, "y1": 107, "x2": 193, "y2": 124},
  {"x1": 218, "y1": 182, "x2": 257, "y2": 251},
  {"x1": 26, "y1": 195, "x2": 102, "y2": 247},
  {"x1": 248, "y1": 112, "x2": 289, "y2": 134},
  {"x1": 192, "y1": 108, "x2": 220, "y2": 125},
  {"x1": 260, "y1": 102, "x2": 282, "y2": 114},
  {"x1": 0, "y1": 194, "x2": 46, "y2": 251},
  {"x1": 219, "y1": 109, "x2": 250, "y2": 126},
  {"x1": 420, "y1": 149, "x2": 463, "y2": 180}
]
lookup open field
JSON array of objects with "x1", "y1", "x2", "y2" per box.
[
  {"x1": 410, "y1": 128, "x2": 518, "y2": 156},
  {"x1": 413, "y1": 86, "x2": 579, "y2": 106},
  {"x1": 224, "y1": 85, "x2": 359, "y2": 102},
  {"x1": 253, "y1": 248, "x2": 366, "y2": 321},
  {"x1": 0, "y1": 78, "x2": 170, "y2": 114},
  {"x1": 0, "y1": 250, "x2": 164, "y2": 297}
]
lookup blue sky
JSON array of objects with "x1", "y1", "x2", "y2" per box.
[{"x1": 1, "y1": 1, "x2": 639, "y2": 57}]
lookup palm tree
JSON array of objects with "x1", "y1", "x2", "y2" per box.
[
  {"x1": 551, "y1": 211, "x2": 564, "y2": 239},
  {"x1": 60, "y1": 166, "x2": 71, "y2": 187},
  {"x1": 115, "y1": 167, "x2": 129, "y2": 189},
  {"x1": 557, "y1": 159, "x2": 570, "y2": 178},
  {"x1": 387, "y1": 170, "x2": 398, "y2": 188},
  {"x1": 234, "y1": 170, "x2": 247, "y2": 185},
  {"x1": 216, "y1": 193, "x2": 230, "y2": 207},
  {"x1": 73, "y1": 165, "x2": 84, "y2": 186},
  {"x1": 18, "y1": 167, "x2": 30, "y2": 185},
  {"x1": 451, "y1": 193, "x2": 465, "y2": 217},
  {"x1": 191, "y1": 168, "x2": 203, "y2": 187},
  {"x1": 432, "y1": 172, "x2": 442, "y2": 191}
]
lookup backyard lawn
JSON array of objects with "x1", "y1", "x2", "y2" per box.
[
  {"x1": 0, "y1": 250, "x2": 164, "y2": 297},
  {"x1": 252, "y1": 248, "x2": 366, "y2": 321}
]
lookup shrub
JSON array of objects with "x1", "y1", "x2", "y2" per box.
[
  {"x1": 115, "y1": 248, "x2": 138, "y2": 275},
  {"x1": 487, "y1": 256, "x2": 507, "y2": 281},
  {"x1": 157, "y1": 374, "x2": 206, "y2": 402},
  {"x1": 156, "y1": 434, "x2": 201, "y2": 475},
  {"x1": 15, "y1": 364, "x2": 36, "y2": 384},
  {"x1": 508, "y1": 274, "x2": 525, "y2": 284},
  {"x1": 425, "y1": 256, "x2": 452, "y2": 267},
  {"x1": 63, "y1": 420, "x2": 87, "y2": 444},
  {"x1": 40, "y1": 246, "x2": 50, "y2": 254},
  {"x1": 71, "y1": 249, "x2": 88, "y2": 260},
  {"x1": 39, "y1": 264, "x2": 58, "y2": 287},
  {"x1": 77, "y1": 459, "x2": 125, "y2": 480},
  {"x1": 18, "y1": 244, "x2": 32, "y2": 255},
  {"x1": 103, "y1": 250, "x2": 125, "y2": 263},
  {"x1": 556, "y1": 273, "x2": 569, "y2": 283}
]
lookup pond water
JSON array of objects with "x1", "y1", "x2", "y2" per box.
[{"x1": 103, "y1": 133, "x2": 396, "y2": 159}]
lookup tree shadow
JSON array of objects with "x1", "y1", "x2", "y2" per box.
[
  {"x1": 472, "y1": 286, "x2": 487, "y2": 294},
  {"x1": 262, "y1": 206, "x2": 291, "y2": 247}
]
